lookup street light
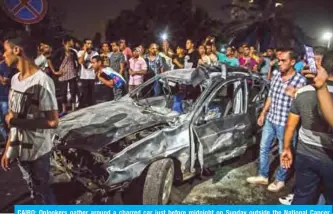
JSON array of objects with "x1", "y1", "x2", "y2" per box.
[
  {"x1": 323, "y1": 32, "x2": 332, "y2": 49},
  {"x1": 161, "y1": 33, "x2": 168, "y2": 41}
]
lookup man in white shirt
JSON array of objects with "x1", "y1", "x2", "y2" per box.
[{"x1": 77, "y1": 39, "x2": 98, "y2": 108}]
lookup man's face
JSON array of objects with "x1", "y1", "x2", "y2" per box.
[
  {"x1": 315, "y1": 54, "x2": 323, "y2": 66},
  {"x1": 238, "y1": 47, "x2": 244, "y2": 54},
  {"x1": 91, "y1": 58, "x2": 102, "y2": 70},
  {"x1": 250, "y1": 46, "x2": 255, "y2": 54},
  {"x1": 162, "y1": 41, "x2": 169, "y2": 50},
  {"x1": 111, "y1": 43, "x2": 119, "y2": 52},
  {"x1": 267, "y1": 49, "x2": 273, "y2": 57},
  {"x1": 43, "y1": 44, "x2": 51, "y2": 54},
  {"x1": 149, "y1": 44, "x2": 158, "y2": 55},
  {"x1": 139, "y1": 45, "x2": 145, "y2": 55},
  {"x1": 206, "y1": 45, "x2": 212, "y2": 54},
  {"x1": 243, "y1": 47, "x2": 250, "y2": 56},
  {"x1": 3, "y1": 41, "x2": 20, "y2": 67},
  {"x1": 176, "y1": 47, "x2": 184, "y2": 55},
  {"x1": 133, "y1": 50, "x2": 140, "y2": 58},
  {"x1": 120, "y1": 40, "x2": 126, "y2": 49},
  {"x1": 198, "y1": 46, "x2": 205, "y2": 55},
  {"x1": 278, "y1": 52, "x2": 295, "y2": 73},
  {"x1": 226, "y1": 47, "x2": 232, "y2": 56},
  {"x1": 85, "y1": 40, "x2": 93, "y2": 50},
  {"x1": 185, "y1": 40, "x2": 192, "y2": 50},
  {"x1": 102, "y1": 43, "x2": 110, "y2": 52}
]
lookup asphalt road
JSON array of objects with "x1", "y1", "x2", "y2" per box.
[{"x1": 0, "y1": 145, "x2": 294, "y2": 212}]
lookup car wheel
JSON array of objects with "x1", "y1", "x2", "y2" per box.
[{"x1": 142, "y1": 158, "x2": 174, "y2": 204}]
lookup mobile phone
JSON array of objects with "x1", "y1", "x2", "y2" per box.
[{"x1": 304, "y1": 45, "x2": 317, "y2": 74}]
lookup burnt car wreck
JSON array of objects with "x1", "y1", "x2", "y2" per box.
[{"x1": 51, "y1": 64, "x2": 269, "y2": 204}]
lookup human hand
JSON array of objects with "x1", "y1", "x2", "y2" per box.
[
  {"x1": 1, "y1": 153, "x2": 10, "y2": 171},
  {"x1": 257, "y1": 113, "x2": 265, "y2": 127},
  {"x1": 281, "y1": 148, "x2": 293, "y2": 169},
  {"x1": 302, "y1": 63, "x2": 328, "y2": 89},
  {"x1": 5, "y1": 111, "x2": 14, "y2": 128}
]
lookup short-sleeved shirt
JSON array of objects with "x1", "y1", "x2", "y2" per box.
[
  {"x1": 267, "y1": 70, "x2": 306, "y2": 126},
  {"x1": 8, "y1": 70, "x2": 58, "y2": 161},
  {"x1": 129, "y1": 57, "x2": 147, "y2": 86},
  {"x1": 290, "y1": 82, "x2": 333, "y2": 162},
  {"x1": 217, "y1": 53, "x2": 239, "y2": 67},
  {"x1": 239, "y1": 56, "x2": 257, "y2": 69},
  {"x1": 184, "y1": 51, "x2": 199, "y2": 68},
  {"x1": 144, "y1": 55, "x2": 164, "y2": 75},
  {"x1": 78, "y1": 50, "x2": 98, "y2": 80},
  {"x1": 110, "y1": 52, "x2": 125, "y2": 74},
  {"x1": 100, "y1": 67, "x2": 126, "y2": 89},
  {"x1": 34, "y1": 55, "x2": 49, "y2": 71}
]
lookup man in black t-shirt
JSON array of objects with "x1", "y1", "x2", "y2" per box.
[
  {"x1": 281, "y1": 51, "x2": 333, "y2": 204},
  {"x1": 184, "y1": 39, "x2": 199, "y2": 68}
]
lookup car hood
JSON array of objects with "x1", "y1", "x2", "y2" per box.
[{"x1": 53, "y1": 96, "x2": 167, "y2": 151}]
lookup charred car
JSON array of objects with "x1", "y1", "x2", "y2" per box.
[{"x1": 51, "y1": 64, "x2": 269, "y2": 204}]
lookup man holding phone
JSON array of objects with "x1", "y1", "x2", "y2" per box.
[{"x1": 281, "y1": 50, "x2": 333, "y2": 204}]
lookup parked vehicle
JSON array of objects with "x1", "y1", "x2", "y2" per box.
[{"x1": 51, "y1": 64, "x2": 269, "y2": 204}]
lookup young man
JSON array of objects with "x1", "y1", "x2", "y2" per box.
[
  {"x1": 246, "y1": 49, "x2": 306, "y2": 192},
  {"x1": 281, "y1": 51, "x2": 333, "y2": 204},
  {"x1": 239, "y1": 45, "x2": 257, "y2": 70},
  {"x1": 184, "y1": 39, "x2": 199, "y2": 68},
  {"x1": 51, "y1": 36, "x2": 79, "y2": 115},
  {"x1": 144, "y1": 43, "x2": 164, "y2": 96},
  {"x1": 128, "y1": 47, "x2": 147, "y2": 92},
  {"x1": 78, "y1": 39, "x2": 98, "y2": 108},
  {"x1": 110, "y1": 41, "x2": 125, "y2": 76},
  {"x1": 279, "y1": 46, "x2": 327, "y2": 205},
  {"x1": 100, "y1": 42, "x2": 112, "y2": 67},
  {"x1": 91, "y1": 55, "x2": 126, "y2": 101},
  {"x1": 1, "y1": 34, "x2": 59, "y2": 204}
]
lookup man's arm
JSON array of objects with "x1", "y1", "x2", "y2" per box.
[
  {"x1": 317, "y1": 85, "x2": 333, "y2": 127},
  {"x1": 260, "y1": 97, "x2": 271, "y2": 116},
  {"x1": 98, "y1": 75, "x2": 114, "y2": 88},
  {"x1": 283, "y1": 113, "x2": 300, "y2": 150},
  {"x1": 8, "y1": 110, "x2": 59, "y2": 129}
]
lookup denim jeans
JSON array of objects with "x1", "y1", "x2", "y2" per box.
[
  {"x1": 153, "y1": 80, "x2": 161, "y2": 96},
  {"x1": 0, "y1": 101, "x2": 8, "y2": 141},
  {"x1": 259, "y1": 120, "x2": 296, "y2": 182},
  {"x1": 292, "y1": 152, "x2": 333, "y2": 205},
  {"x1": 18, "y1": 152, "x2": 56, "y2": 204}
]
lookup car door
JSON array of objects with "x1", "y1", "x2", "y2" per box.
[{"x1": 192, "y1": 79, "x2": 252, "y2": 167}]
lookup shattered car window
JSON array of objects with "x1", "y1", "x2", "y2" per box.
[{"x1": 131, "y1": 76, "x2": 205, "y2": 115}]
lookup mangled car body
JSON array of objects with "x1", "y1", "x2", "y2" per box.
[{"x1": 51, "y1": 64, "x2": 269, "y2": 204}]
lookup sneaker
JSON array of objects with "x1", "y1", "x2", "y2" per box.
[
  {"x1": 246, "y1": 176, "x2": 269, "y2": 185},
  {"x1": 279, "y1": 194, "x2": 294, "y2": 205},
  {"x1": 267, "y1": 180, "x2": 285, "y2": 192}
]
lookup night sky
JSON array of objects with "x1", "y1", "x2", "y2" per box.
[{"x1": 54, "y1": 0, "x2": 333, "y2": 44}]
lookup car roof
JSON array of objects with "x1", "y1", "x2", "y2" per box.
[{"x1": 160, "y1": 63, "x2": 265, "y2": 86}]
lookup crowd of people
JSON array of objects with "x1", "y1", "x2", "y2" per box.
[{"x1": 0, "y1": 32, "x2": 333, "y2": 205}]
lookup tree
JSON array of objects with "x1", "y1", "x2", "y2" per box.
[
  {"x1": 105, "y1": 0, "x2": 223, "y2": 48},
  {"x1": 221, "y1": 0, "x2": 309, "y2": 52}
]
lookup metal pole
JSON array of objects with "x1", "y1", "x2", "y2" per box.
[{"x1": 25, "y1": 24, "x2": 31, "y2": 35}]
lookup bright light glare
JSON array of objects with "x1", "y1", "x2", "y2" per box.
[
  {"x1": 275, "y1": 3, "x2": 283, "y2": 7},
  {"x1": 161, "y1": 33, "x2": 168, "y2": 40},
  {"x1": 323, "y1": 32, "x2": 333, "y2": 40}
]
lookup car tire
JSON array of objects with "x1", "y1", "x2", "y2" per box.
[{"x1": 142, "y1": 158, "x2": 174, "y2": 204}]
